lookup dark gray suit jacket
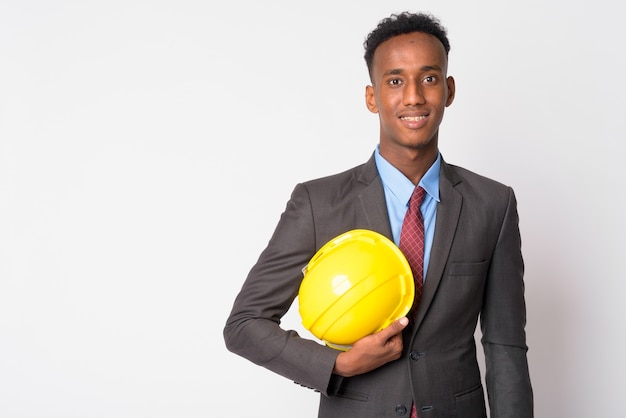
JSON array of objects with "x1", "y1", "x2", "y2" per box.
[{"x1": 224, "y1": 154, "x2": 533, "y2": 417}]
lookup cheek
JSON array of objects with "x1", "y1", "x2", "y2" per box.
[{"x1": 378, "y1": 93, "x2": 400, "y2": 113}]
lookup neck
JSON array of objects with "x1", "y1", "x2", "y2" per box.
[{"x1": 379, "y1": 146, "x2": 438, "y2": 185}]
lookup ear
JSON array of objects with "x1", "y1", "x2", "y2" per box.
[
  {"x1": 365, "y1": 85, "x2": 378, "y2": 113},
  {"x1": 445, "y1": 76, "x2": 456, "y2": 107}
]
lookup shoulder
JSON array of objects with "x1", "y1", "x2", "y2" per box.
[
  {"x1": 444, "y1": 160, "x2": 511, "y2": 191},
  {"x1": 442, "y1": 160, "x2": 516, "y2": 206},
  {"x1": 297, "y1": 154, "x2": 378, "y2": 194}
]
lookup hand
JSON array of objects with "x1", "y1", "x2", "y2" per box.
[{"x1": 332, "y1": 317, "x2": 409, "y2": 377}]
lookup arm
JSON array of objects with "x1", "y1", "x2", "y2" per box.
[
  {"x1": 223, "y1": 183, "x2": 340, "y2": 394},
  {"x1": 481, "y1": 188, "x2": 533, "y2": 417},
  {"x1": 224, "y1": 181, "x2": 409, "y2": 393}
]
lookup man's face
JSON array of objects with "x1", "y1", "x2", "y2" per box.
[{"x1": 366, "y1": 32, "x2": 455, "y2": 154}]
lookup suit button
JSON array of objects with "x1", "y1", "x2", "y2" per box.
[
  {"x1": 409, "y1": 351, "x2": 424, "y2": 361},
  {"x1": 395, "y1": 404, "x2": 408, "y2": 416}
]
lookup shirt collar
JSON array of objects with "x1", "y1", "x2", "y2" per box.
[{"x1": 374, "y1": 145, "x2": 441, "y2": 205}]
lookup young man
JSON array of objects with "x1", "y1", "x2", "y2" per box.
[{"x1": 224, "y1": 12, "x2": 533, "y2": 417}]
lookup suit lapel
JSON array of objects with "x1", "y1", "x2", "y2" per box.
[
  {"x1": 353, "y1": 155, "x2": 463, "y2": 331},
  {"x1": 414, "y1": 160, "x2": 462, "y2": 329},
  {"x1": 356, "y1": 155, "x2": 394, "y2": 240}
]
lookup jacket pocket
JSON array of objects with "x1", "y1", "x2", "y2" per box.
[
  {"x1": 454, "y1": 383, "x2": 487, "y2": 417},
  {"x1": 335, "y1": 387, "x2": 369, "y2": 402}
]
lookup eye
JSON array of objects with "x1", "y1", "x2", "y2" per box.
[
  {"x1": 423, "y1": 75, "x2": 438, "y2": 84},
  {"x1": 387, "y1": 78, "x2": 403, "y2": 86}
]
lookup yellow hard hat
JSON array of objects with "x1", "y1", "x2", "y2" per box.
[{"x1": 298, "y1": 229, "x2": 414, "y2": 351}]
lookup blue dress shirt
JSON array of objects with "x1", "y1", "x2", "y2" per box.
[{"x1": 374, "y1": 146, "x2": 440, "y2": 280}]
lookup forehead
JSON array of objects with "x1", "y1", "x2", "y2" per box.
[{"x1": 371, "y1": 32, "x2": 448, "y2": 76}]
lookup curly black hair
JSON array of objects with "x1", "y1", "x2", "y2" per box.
[{"x1": 364, "y1": 12, "x2": 450, "y2": 79}]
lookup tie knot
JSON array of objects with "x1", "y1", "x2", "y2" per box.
[{"x1": 409, "y1": 186, "x2": 426, "y2": 210}]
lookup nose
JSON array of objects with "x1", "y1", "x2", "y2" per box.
[{"x1": 403, "y1": 81, "x2": 425, "y2": 106}]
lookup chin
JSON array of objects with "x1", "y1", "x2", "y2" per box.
[{"x1": 404, "y1": 138, "x2": 434, "y2": 150}]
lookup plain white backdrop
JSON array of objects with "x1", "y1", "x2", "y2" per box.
[{"x1": 1, "y1": 1, "x2": 624, "y2": 417}]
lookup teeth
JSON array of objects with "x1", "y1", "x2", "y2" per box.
[{"x1": 401, "y1": 116, "x2": 426, "y2": 121}]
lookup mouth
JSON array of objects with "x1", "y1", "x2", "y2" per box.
[
  {"x1": 399, "y1": 114, "x2": 428, "y2": 129},
  {"x1": 400, "y1": 115, "x2": 427, "y2": 122}
]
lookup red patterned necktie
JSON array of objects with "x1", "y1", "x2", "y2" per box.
[
  {"x1": 400, "y1": 185, "x2": 426, "y2": 318},
  {"x1": 399, "y1": 185, "x2": 426, "y2": 418}
]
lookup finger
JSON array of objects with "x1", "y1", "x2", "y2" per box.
[
  {"x1": 378, "y1": 317, "x2": 409, "y2": 339},
  {"x1": 391, "y1": 316, "x2": 409, "y2": 332}
]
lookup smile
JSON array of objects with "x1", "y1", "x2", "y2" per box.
[{"x1": 400, "y1": 116, "x2": 427, "y2": 121}]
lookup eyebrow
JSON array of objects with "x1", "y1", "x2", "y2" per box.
[{"x1": 383, "y1": 65, "x2": 443, "y2": 76}]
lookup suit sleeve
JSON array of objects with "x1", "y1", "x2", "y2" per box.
[
  {"x1": 223, "y1": 183, "x2": 341, "y2": 395},
  {"x1": 481, "y1": 187, "x2": 534, "y2": 417}
]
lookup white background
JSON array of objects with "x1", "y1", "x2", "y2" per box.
[{"x1": 1, "y1": 1, "x2": 624, "y2": 417}]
